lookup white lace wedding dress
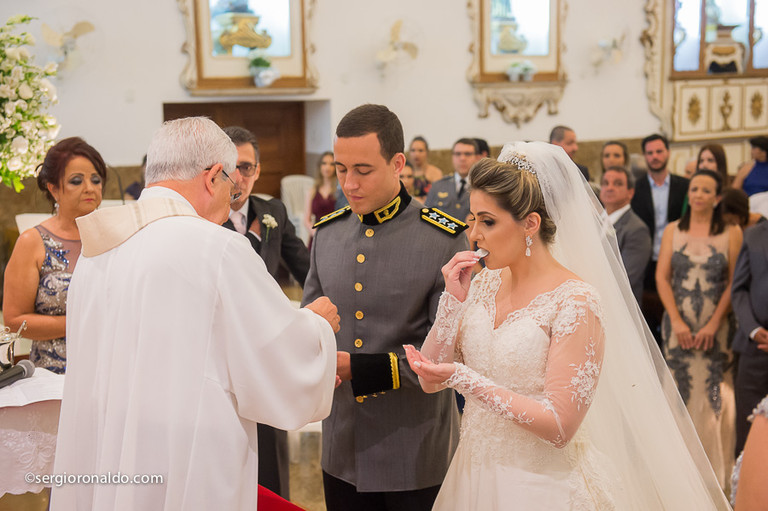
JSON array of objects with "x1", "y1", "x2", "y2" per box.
[{"x1": 427, "y1": 269, "x2": 616, "y2": 510}]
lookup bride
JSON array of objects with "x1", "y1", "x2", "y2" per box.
[{"x1": 404, "y1": 142, "x2": 730, "y2": 510}]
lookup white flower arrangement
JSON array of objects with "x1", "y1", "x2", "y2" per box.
[
  {"x1": 0, "y1": 15, "x2": 60, "y2": 192},
  {"x1": 262, "y1": 213, "x2": 277, "y2": 241}
]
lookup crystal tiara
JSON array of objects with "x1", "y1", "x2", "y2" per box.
[{"x1": 499, "y1": 151, "x2": 537, "y2": 175}]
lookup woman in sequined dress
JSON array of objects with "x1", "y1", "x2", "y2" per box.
[
  {"x1": 657, "y1": 169, "x2": 743, "y2": 490},
  {"x1": 2, "y1": 137, "x2": 106, "y2": 374}
]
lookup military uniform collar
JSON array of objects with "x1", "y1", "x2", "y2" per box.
[{"x1": 358, "y1": 184, "x2": 412, "y2": 226}]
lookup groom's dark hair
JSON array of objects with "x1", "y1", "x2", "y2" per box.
[{"x1": 336, "y1": 104, "x2": 404, "y2": 162}]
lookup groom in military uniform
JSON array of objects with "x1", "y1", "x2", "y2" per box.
[{"x1": 302, "y1": 104, "x2": 468, "y2": 511}]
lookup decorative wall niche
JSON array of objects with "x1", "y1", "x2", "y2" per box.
[
  {"x1": 642, "y1": 0, "x2": 768, "y2": 140},
  {"x1": 467, "y1": 0, "x2": 567, "y2": 127},
  {"x1": 178, "y1": 0, "x2": 318, "y2": 95}
]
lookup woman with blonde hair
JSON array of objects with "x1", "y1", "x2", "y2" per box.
[{"x1": 405, "y1": 142, "x2": 730, "y2": 509}]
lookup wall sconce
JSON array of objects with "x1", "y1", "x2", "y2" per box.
[
  {"x1": 375, "y1": 20, "x2": 418, "y2": 71},
  {"x1": 591, "y1": 33, "x2": 626, "y2": 70}
]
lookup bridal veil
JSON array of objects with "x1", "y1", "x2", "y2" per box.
[{"x1": 497, "y1": 142, "x2": 730, "y2": 510}]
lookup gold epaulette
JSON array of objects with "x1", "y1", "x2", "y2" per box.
[
  {"x1": 314, "y1": 205, "x2": 352, "y2": 228},
  {"x1": 419, "y1": 208, "x2": 468, "y2": 236}
]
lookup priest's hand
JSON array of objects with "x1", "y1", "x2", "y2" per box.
[{"x1": 305, "y1": 296, "x2": 341, "y2": 333}]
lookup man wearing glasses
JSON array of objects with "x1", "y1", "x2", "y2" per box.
[
  {"x1": 52, "y1": 117, "x2": 339, "y2": 510},
  {"x1": 222, "y1": 126, "x2": 310, "y2": 288},
  {"x1": 424, "y1": 138, "x2": 478, "y2": 223},
  {"x1": 220, "y1": 126, "x2": 310, "y2": 500}
]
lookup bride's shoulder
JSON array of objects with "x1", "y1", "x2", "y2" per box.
[{"x1": 549, "y1": 279, "x2": 604, "y2": 324}]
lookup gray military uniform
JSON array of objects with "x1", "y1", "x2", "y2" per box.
[
  {"x1": 302, "y1": 187, "x2": 467, "y2": 492},
  {"x1": 424, "y1": 173, "x2": 470, "y2": 223}
]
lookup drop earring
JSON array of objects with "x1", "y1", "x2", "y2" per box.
[{"x1": 525, "y1": 235, "x2": 532, "y2": 257}]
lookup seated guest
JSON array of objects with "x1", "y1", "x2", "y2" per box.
[
  {"x1": 221, "y1": 126, "x2": 310, "y2": 287},
  {"x1": 400, "y1": 161, "x2": 423, "y2": 204},
  {"x1": 731, "y1": 218, "x2": 768, "y2": 457},
  {"x1": 721, "y1": 188, "x2": 766, "y2": 229},
  {"x1": 600, "y1": 140, "x2": 629, "y2": 173},
  {"x1": 2, "y1": 137, "x2": 106, "y2": 374},
  {"x1": 550, "y1": 125, "x2": 589, "y2": 181},
  {"x1": 600, "y1": 166, "x2": 652, "y2": 303},
  {"x1": 304, "y1": 151, "x2": 337, "y2": 247},
  {"x1": 697, "y1": 144, "x2": 729, "y2": 187},
  {"x1": 408, "y1": 136, "x2": 443, "y2": 190},
  {"x1": 124, "y1": 154, "x2": 146, "y2": 200},
  {"x1": 683, "y1": 157, "x2": 698, "y2": 179},
  {"x1": 425, "y1": 138, "x2": 477, "y2": 222},
  {"x1": 474, "y1": 138, "x2": 490, "y2": 158},
  {"x1": 733, "y1": 136, "x2": 768, "y2": 196}
]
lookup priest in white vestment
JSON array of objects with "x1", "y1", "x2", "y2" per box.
[{"x1": 51, "y1": 117, "x2": 339, "y2": 511}]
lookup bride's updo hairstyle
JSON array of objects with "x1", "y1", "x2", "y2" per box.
[{"x1": 469, "y1": 157, "x2": 556, "y2": 245}]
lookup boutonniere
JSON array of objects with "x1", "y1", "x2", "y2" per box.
[{"x1": 262, "y1": 214, "x2": 277, "y2": 241}]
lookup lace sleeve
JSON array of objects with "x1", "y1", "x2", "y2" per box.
[{"x1": 444, "y1": 292, "x2": 605, "y2": 447}]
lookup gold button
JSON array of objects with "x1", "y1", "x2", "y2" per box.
[
  {"x1": 355, "y1": 396, "x2": 365, "y2": 403},
  {"x1": 354, "y1": 282, "x2": 363, "y2": 292},
  {"x1": 354, "y1": 338, "x2": 363, "y2": 348},
  {"x1": 356, "y1": 254, "x2": 365, "y2": 263},
  {"x1": 355, "y1": 310, "x2": 364, "y2": 320},
  {"x1": 365, "y1": 228, "x2": 374, "y2": 237},
  {"x1": 456, "y1": 204, "x2": 461, "y2": 209}
]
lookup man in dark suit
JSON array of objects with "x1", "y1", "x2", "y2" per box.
[
  {"x1": 550, "y1": 125, "x2": 589, "y2": 181},
  {"x1": 424, "y1": 138, "x2": 477, "y2": 222},
  {"x1": 732, "y1": 220, "x2": 768, "y2": 455},
  {"x1": 630, "y1": 133, "x2": 689, "y2": 347},
  {"x1": 222, "y1": 126, "x2": 310, "y2": 286},
  {"x1": 600, "y1": 166, "x2": 652, "y2": 304},
  {"x1": 221, "y1": 126, "x2": 311, "y2": 499}
]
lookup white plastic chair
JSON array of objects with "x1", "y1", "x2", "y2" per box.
[
  {"x1": 280, "y1": 175, "x2": 315, "y2": 245},
  {"x1": 15, "y1": 214, "x2": 53, "y2": 234}
]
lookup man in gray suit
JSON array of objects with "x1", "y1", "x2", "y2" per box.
[
  {"x1": 303, "y1": 104, "x2": 467, "y2": 511},
  {"x1": 424, "y1": 138, "x2": 477, "y2": 223},
  {"x1": 732, "y1": 220, "x2": 768, "y2": 455},
  {"x1": 221, "y1": 126, "x2": 310, "y2": 499},
  {"x1": 600, "y1": 166, "x2": 652, "y2": 304}
]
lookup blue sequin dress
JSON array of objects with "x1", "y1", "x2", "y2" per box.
[
  {"x1": 29, "y1": 225, "x2": 81, "y2": 374},
  {"x1": 662, "y1": 225, "x2": 735, "y2": 490}
]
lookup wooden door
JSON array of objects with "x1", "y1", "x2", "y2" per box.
[{"x1": 163, "y1": 102, "x2": 305, "y2": 198}]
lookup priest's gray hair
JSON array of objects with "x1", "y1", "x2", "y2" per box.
[{"x1": 145, "y1": 117, "x2": 237, "y2": 184}]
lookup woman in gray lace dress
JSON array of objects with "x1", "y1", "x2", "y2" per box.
[
  {"x1": 657, "y1": 169, "x2": 743, "y2": 489},
  {"x1": 3, "y1": 137, "x2": 106, "y2": 374}
]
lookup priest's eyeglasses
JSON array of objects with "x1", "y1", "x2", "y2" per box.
[
  {"x1": 236, "y1": 162, "x2": 258, "y2": 177},
  {"x1": 207, "y1": 166, "x2": 242, "y2": 203},
  {"x1": 221, "y1": 168, "x2": 242, "y2": 203}
]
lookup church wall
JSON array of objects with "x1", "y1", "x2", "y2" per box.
[{"x1": 1, "y1": 0, "x2": 660, "y2": 167}]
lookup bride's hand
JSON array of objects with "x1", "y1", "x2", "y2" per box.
[
  {"x1": 403, "y1": 344, "x2": 456, "y2": 384},
  {"x1": 442, "y1": 251, "x2": 481, "y2": 302}
]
